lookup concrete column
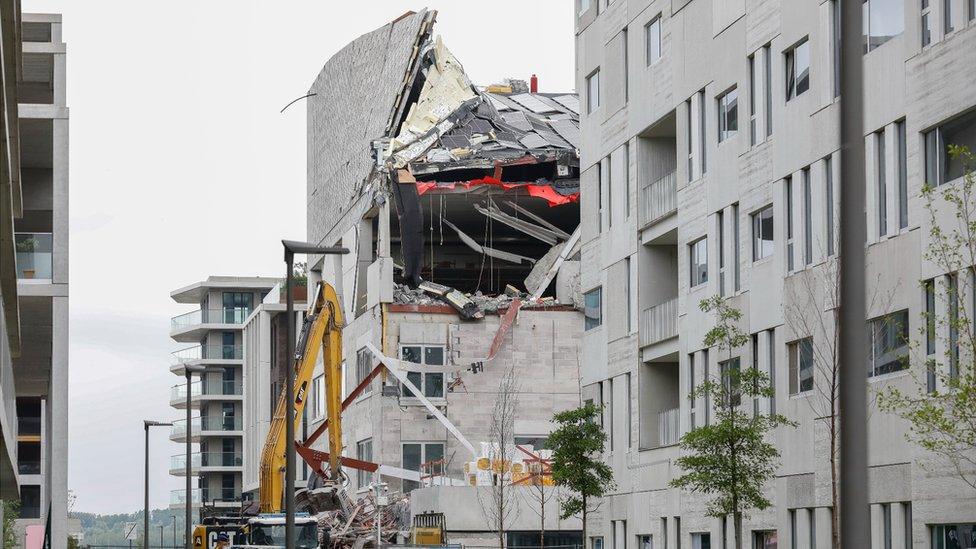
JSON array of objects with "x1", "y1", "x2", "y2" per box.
[
  {"x1": 797, "y1": 507, "x2": 812, "y2": 549},
  {"x1": 815, "y1": 507, "x2": 832, "y2": 549},
  {"x1": 378, "y1": 200, "x2": 391, "y2": 258},
  {"x1": 869, "y1": 504, "x2": 883, "y2": 549},
  {"x1": 890, "y1": 502, "x2": 906, "y2": 549}
]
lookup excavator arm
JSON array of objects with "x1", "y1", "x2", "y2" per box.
[{"x1": 258, "y1": 281, "x2": 345, "y2": 512}]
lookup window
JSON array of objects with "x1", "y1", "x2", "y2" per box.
[
  {"x1": 925, "y1": 110, "x2": 976, "y2": 186},
  {"x1": 640, "y1": 535, "x2": 653, "y2": 549},
  {"x1": 402, "y1": 442, "x2": 444, "y2": 492},
  {"x1": 690, "y1": 237, "x2": 708, "y2": 287},
  {"x1": 790, "y1": 510, "x2": 797, "y2": 549},
  {"x1": 585, "y1": 287, "x2": 603, "y2": 329},
  {"x1": 703, "y1": 349, "x2": 710, "y2": 425},
  {"x1": 356, "y1": 439, "x2": 373, "y2": 487},
  {"x1": 924, "y1": 279, "x2": 936, "y2": 356},
  {"x1": 863, "y1": 0, "x2": 905, "y2": 52},
  {"x1": 687, "y1": 98, "x2": 694, "y2": 181},
  {"x1": 718, "y1": 211, "x2": 726, "y2": 295},
  {"x1": 691, "y1": 533, "x2": 711, "y2": 549},
  {"x1": 222, "y1": 331, "x2": 236, "y2": 359},
  {"x1": 626, "y1": 257, "x2": 633, "y2": 331},
  {"x1": 718, "y1": 88, "x2": 738, "y2": 142},
  {"x1": 399, "y1": 345, "x2": 445, "y2": 399},
  {"x1": 222, "y1": 291, "x2": 252, "y2": 322},
  {"x1": 789, "y1": 338, "x2": 814, "y2": 395},
  {"x1": 607, "y1": 155, "x2": 613, "y2": 227},
  {"x1": 733, "y1": 203, "x2": 741, "y2": 291},
  {"x1": 20, "y1": 484, "x2": 41, "y2": 518},
  {"x1": 904, "y1": 503, "x2": 913, "y2": 549},
  {"x1": 356, "y1": 347, "x2": 373, "y2": 395},
  {"x1": 311, "y1": 374, "x2": 325, "y2": 419},
  {"x1": 929, "y1": 523, "x2": 976, "y2": 548},
  {"x1": 971, "y1": 0, "x2": 976, "y2": 21},
  {"x1": 721, "y1": 358, "x2": 741, "y2": 407},
  {"x1": 752, "y1": 206, "x2": 774, "y2": 261},
  {"x1": 921, "y1": 0, "x2": 932, "y2": 46},
  {"x1": 768, "y1": 330, "x2": 777, "y2": 415},
  {"x1": 646, "y1": 16, "x2": 662, "y2": 65},
  {"x1": 786, "y1": 176, "x2": 795, "y2": 271},
  {"x1": 612, "y1": 520, "x2": 628, "y2": 549},
  {"x1": 944, "y1": 0, "x2": 954, "y2": 33},
  {"x1": 833, "y1": 0, "x2": 841, "y2": 97},
  {"x1": 949, "y1": 273, "x2": 960, "y2": 379},
  {"x1": 802, "y1": 168, "x2": 812, "y2": 264},
  {"x1": 825, "y1": 155, "x2": 836, "y2": 256},
  {"x1": 688, "y1": 352, "x2": 697, "y2": 429},
  {"x1": 752, "y1": 334, "x2": 761, "y2": 417},
  {"x1": 675, "y1": 517, "x2": 682, "y2": 549},
  {"x1": 764, "y1": 44, "x2": 773, "y2": 137},
  {"x1": 882, "y1": 503, "x2": 893, "y2": 549},
  {"x1": 514, "y1": 435, "x2": 549, "y2": 450},
  {"x1": 597, "y1": 159, "x2": 604, "y2": 232},
  {"x1": 785, "y1": 39, "x2": 810, "y2": 101},
  {"x1": 897, "y1": 121, "x2": 908, "y2": 229},
  {"x1": 587, "y1": 69, "x2": 601, "y2": 113},
  {"x1": 579, "y1": 0, "x2": 591, "y2": 16},
  {"x1": 699, "y1": 90, "x2": 707, "y2": 174},
  {"x1": 752, "y1": 531, "x2": 778, "y2": 549},
  {"x1": 593, "y1": 537, "x2": 605, "y2": 549},
  {"x1": 877, "y1": 129, "x2": 888, "y2": 237},
  {"x1": 624, "y1": 142, "x2": 631, "y2": 217},
  {"x1": 662, "y1": 520, "x2": 669, "y2": 549},
  {"x1": 622, "y1": 29, "x2": 629, "y2": 103},
  {"x1": 626, "y1": 372, "x2": 632, "y2": 448},
  {"x1": 809, "y1": 509, "x2": 817, "y2": 549},
  {"x1": 868, "y1": 310, "x2": 910, "y2": 376},
  {"x1": 749, "y1": 54, "x2": 759, "y2": 145}
]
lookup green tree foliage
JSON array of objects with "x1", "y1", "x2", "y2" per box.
[
  {"x1": 549, "y1": 402, "x2": 614, "y2": 544},
  {"x1": 880, "y1": 145, "x2": 976, "y2": 492},
  {"x1": 3, "y1": 499, "x2": 19, "y2": 548},
  {"x1": 72, "y1": 508, "x2": 186, "y2": 547},
  {"x1": 670, "y1": 296, "x2": 795, "y2": 549}
]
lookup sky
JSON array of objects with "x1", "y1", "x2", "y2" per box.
[{"x1": 18, "y1": 0, "x2": 575, "y2": 515}]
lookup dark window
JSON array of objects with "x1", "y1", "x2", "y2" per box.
[
  {"x1": 402, "y1": 442, "x2": 444, "y2": 492},
  {"x1": 720, "y1": 357, "x2": 741, "y2": 407},
  {"x1": 753, "y1": 530, "x2": 778, "y2": 549},
  {"x1": 785, "y1": 39, "x2": 810, "y2": 100},
  {"x1": 690, "y1": 237, "x2": 708, "y2": 287},
  {"x1": 356, "y1": 347, "x2": 373, "y2": 394},
  {"x1": 897, "y1": 121, "x2": 908, "y2": 229},
  {"x1": 20, "y1": 484, "x2": 41, "y2": 518},
  {"x1": 944, "y1": 0, "x2": 954, "y2": 32},
  {"x1": 789, "y1": 338, "x2": 814, "y2": 394},
  {"x1": 585, "y1": 288, "x2": 603, "y2": 330},
  {"x1": 925, "y1": 110, "x2": 976, "y2": 186},
  {"x1": 929, "y1": 523, "x2": 976, "y2": 548},
  {"x1": 17, "y1": 441, "x2": 41, "y2": 475},
  {"x1": 718, "y1": 88, "x2": 738, "y2": 142},
  {"x1": 786, "y1": 176, "x2": 795, "y2": 271},
  {"x1": 221, "y1": 292, "x2": 252, "y2": 322},
  {"x1": 752, "y1": 206, "x2": 774, "y2": 261},
  {"x1": 925, "y1": 279, "x2": 936, "y2": 356},
  {"x1": 869, "y1": 310, "x2": 910, "y2": 376},
  {"x1": 400, "y1": 345, "x2": 445, "y2": 398},
  {"x1": 803, "y1": 168, "x2": 812, "y2": 264},
  {"x1": 922, "y1": 0, "x2": 932, "y2": 46},
  {"x1": 878, "y1": 129, "x2": 888, "y2": 237},
  {"x1": 691, "y1": 533, "x2": 711, "y2": 549},
  {"x1": 699, "y1": 90, "x2": 707, "y2": 174},
  {"x1": 949, "y1": 274, "x2": 960, "y2": 379},
  {"x1": 357, "y1": 438, "x2": 373, "y2": 487},
  {"x1": 749, "y1": 54, "x2": 759, "y2": 145},
  {"x1": 733, "y1": 203, "x2": 741, "y2": 291},
  {"x1": 826, "y1": 155, "x2": 836, "y2": 256},
  {"x1": 222, "y1": 331, "x2": 236, "y2": 359},
  {"x1": 764, "y1": 44, "x2": 773, "y2": 137}
]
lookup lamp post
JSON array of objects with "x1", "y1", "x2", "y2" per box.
[
  {"x1": 281, "y1": 240, "x2": 348, "y2": 549},
  {"x1": 183, "y1": 364, "x2": 222, "y2": 549},
  {"x1": 144, "y1": 420, "x2": 173, "y2": 549},
  {"x1": 171, "y1": 515, "x2": 176, "y2": 549},
  {"x1": 159, "y1": 525, "x2": 164, "y2": 548}
]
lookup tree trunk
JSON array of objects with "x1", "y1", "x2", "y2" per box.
[
  {"x1": 830, "y1": 418, "x2": 840, "y2": 549},
  {"x1": 733, "y1": 511, "x2": 742, "y2": 549},
  {"x1": 581, "y1": 496, "x2": 588, "y2": 549},
  {"x1": 540, "y1": 491, "x2": 546, "y2": 549}
]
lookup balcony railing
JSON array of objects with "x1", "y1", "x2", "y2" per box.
[
  {"x1": 170, "y1": 308, "x2": 251, "y2": 330},
  {"x1": 170, "y1": 489, "x2": 201, "y2": 506},
  {"x1": 171, "y1": 344, "x2": 243, "y2": 364},
  {"x1": 171, "y1": 416, "x2": 242, "y2": 438},
  {"x1": 658, "y1": 407, "x2": 680, "y2": 446},
  {"x1": 171, "y1": 381, "x2": 201, "y2": 402},
  {"x1": 640, "y1": 170, "x2": 677, "y2": 227},
  {"x1": 15, "y1": 232, "x2": 53, "y2": 280},
  {"x1": 203, "y1": 487, "x2": 239, "y2": 502},
  {"x1": 170, "y1": 381, "x2": 241, "y2": 402},
  {"x1": 640, "y1": 298, "x2": 678, "y2": 346},
  {"x1": 171, "y1": 451, "x2": 243, "y2": 471}
]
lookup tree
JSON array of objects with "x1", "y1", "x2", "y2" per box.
[
  {"x1": 478, "y1": 366, "x2": 521, "y2": 548},
  {"x1": 671, "y1": 296, "x2": 795, "y2": 549},
  {"x1": 880, "y1": 145, "x2": 976, "y2": 492},
  {"x1": 517, "y1": 450, "x2": 557, "y2": 549},
  {"x1": 548, "y1": 402, "x2": 614, "y2": 548},
  {"x1": 2, "y1": 499, "x2": 19, "y2": 548}
]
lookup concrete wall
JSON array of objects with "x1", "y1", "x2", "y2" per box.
[{"x1": 578, "y1": 0, "x2": 976, "y2": 547}]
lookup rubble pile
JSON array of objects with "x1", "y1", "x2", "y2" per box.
[
  {"x1": 393, "y1": 282, "x2": 559, "y2": 314},
  {"x1": 315, "y1": 488, "x2": 411, "y2": 548}
]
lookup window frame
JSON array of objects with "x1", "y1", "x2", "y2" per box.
[
  {"x1": 751, "y1": 205, "x2": 775, "y2": 262},
  {"x1": 356, "y1": 438, "x2": 373, "y2": 487},
  {"x1": 398, "y1": 344, "x2": 447, "y2": 399},
  {"x1": 584, "y1": 287, "x2": 603, "y2": 330},
  {"x1": 689, "y1": 237, "x2": 708, "y2": 287},
  {"x1": 717, "y1": 87, "x2": 739, "y2": 143},
  {"x1": 785, "y1": 38, "x2": 810, "y2": 101},
  {"x1": 586, "y1": 69, "x2": 601, "y2": 114},
  {"x1": 788, "y1": 337, "x2": 814, "y2": 395},
  {"x1": 355, "y1": 346, "x2": 373, "y2": 396},
  {"x1": 868, "y1": 310, "x2": 911, "y2": 377},
  {"x1": 720, "y1": 357, "x2": 741, "y2": 408},
  {"x1": 401, "y1": 441, "x2": 445, "y2": 492},
  {"x1": 645, "y1": 16, "x2": 662, "y2": 66}
]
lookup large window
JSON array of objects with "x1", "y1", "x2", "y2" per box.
[
  {"x1": 786, "y1": 176, "x2": 795, "y2": 271},
  {"x1": 691, "y1": 532, "x2": 711, "y2": 549},
  {"x1": 753, "y1": 531, "x2": 778, "y2": 549},
  {"x1": 764, "y1": 44, "x2": 773, "y2": 137},
  {"x1": 356, "y1": 347, "x2": 373, "y2": 395},
  {"x1": 585, "y1": 287, "x2": 603, "y2": 330},
  {"x1": 399, "y1": 345, "x2": 445, "y2": 399},
  {"x1": 587, "y1": 69, "x2": 601, "y2": 113},
  {"x1": 863, "y1": 0, "x2": 905, "y2": 52},
  {"x1": 869, "y1": 310, "x2": 910, "y2": 377},
  {"x1": 785, "y1": 39, "x2": 810, "y2": 101},
  {"x1": 921, "y1": 0, "x2": 932, "y2": 46},
  {"x1": 788, "y1": 338, "x2": 814, "y2": 395},
  {"x1": 803, "y1": 167, "x2": 812, "y2": 265},
  {"x1": 718, "y1": 88, "x2": 738, "y2": 142},
  {"x1": 877, "y1": 129, "x2": 888, "y2": 237},
  {"x1": 733, "y1": 203, "x2": 741, "y2": 291},
  {"x1": 897, "y1": 121, "x2": 908, "y2": 229},
  {"x1": 645, "y1": 16, "x2": 662, "y2": 65},
  {"x1": 930, "y1": 523, "x2": 976, "y2": 548},
  {"x1": 925, "y1": 110, "x2": 976, "y2": 187},
  {"x1": 944, "y1": 0, "x2": 954, "y2": 33},
  {"x1": 825, "y1": 155, "x2": 836, "y2": 256},
  {"x1": 720, "y1": 358, "x2": 741, "y2": 407},
  {"x1": 752, "y1": 206, "x2": 774, "y2": 261},
  {"x1": 222, "y1": 292, "x2": 252, "y2": 322},
  {"x1": 356, "y1": 439, "x2": 373, "y2": 487},
  {"x1": 689, "y1": 237, "x2": 708, "y2": 287},
  {"x1": 402, "y1": 442, "x2": 444, "y2": 492}
]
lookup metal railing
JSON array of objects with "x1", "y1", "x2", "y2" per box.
[
  {"x1": 639, "y1": 297, "x2": 678, "y2": 346},
  {"x1": 170, "y1": 451, "x2": 243, "y2": 471},
  {"x1": 170, "y1": 381, "x2": 241, "y2": 402},
  {"x1": 171, "y1": 344, "x2": 243, "y2": 364},
  {"x1": 640, "y1": 170, "x2": 677, "y2": 227},
  {"x1": 15, "y1": 232, "x2": 53, "y2": 279},
  {"x1": 658, "y1": 407, "x2": 680, "y2": 446},
  {"x1": 170, "y1": 308, "x2": 251, "y2": 330},
  {"x1": 170, "y1": 416, "x2": 242, "y2": 438}
]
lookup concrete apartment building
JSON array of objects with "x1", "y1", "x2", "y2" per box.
[
  {"x1": 168, "y1": 277, "x2": 276, "y2": 514},
  {"x1": 0, "y1": 9, "x2": 71, "y2": 548},
  {"x1": 576, "y1": 0, "x2": 976, "y2": 547}
]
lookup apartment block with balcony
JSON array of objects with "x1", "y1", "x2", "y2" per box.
[
  {"x1": 577, "y1": 0, "x2": 976, "y2": 547},
  {"x1": 168, "y1": 277, "x2": 276, "y2": 513}
]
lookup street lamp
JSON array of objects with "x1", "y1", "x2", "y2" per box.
[
  {"x1": 281, "y1": 240, "x2": 348, "y2": 549},
  {"x1": 144, "y1": 420, "x2": 173, "y2": 549},
  {"x1": 171, "y1": 515, "x2": 177, "y2": 549},
  {"x1": 183, "y1": 363, "x2": 222, "y2": 549}
]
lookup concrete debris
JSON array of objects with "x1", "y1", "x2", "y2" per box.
[
  {"x1": 394, "y1": 283, "x2": 558, "y2": 315},
  {"x1": 417, "y1": 280, "x2": 483, "y2": 320},
  {"x1": 309, "y1": 487, "x2": 411, "y2": 548}
]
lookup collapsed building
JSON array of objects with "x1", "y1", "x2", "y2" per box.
[{"x1": 293, "y1": 8, "x2": 583, "y2": 546}]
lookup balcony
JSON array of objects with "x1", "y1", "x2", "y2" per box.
[
  {"x1": 639, "y1": 170, "x2": 677, "y2": 228},
  {"x1": 171, "y1": 488, "x2": 240, "y2": 508},
  {"x1": 170, "y1": 380, "x2": 242, "y2": 408},
  {"x1": 170, "y1": 344, "x2": 243, "y2": 374},
  {"x1": 170, "y1": 416, "x2": 243, "y2": 442},
  {"x1": 640, "y1": 298, "x2": 678, "y2": 347},
  {"x1": 15, "y1": 233, "x2": 53, "y2": 280},
  {"x1": 169, "y1": 308, "x2": 251, "y2": 342},
  {"x1": 169, "y1": 452, "x2": 243, "y2": 475}
]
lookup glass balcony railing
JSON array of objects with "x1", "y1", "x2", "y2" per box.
[
  {"x1": 171, "y1": 381, "x2": 202, "y2": 402},
  {"x1": 171, "y1": 381, "x2": 242, "y2": 401},
  {"x1": 170, "y1": 452, "x2": 243, "y2": 471},
  {"x1": 171, "y1": 487, "x2": 239, "y2": 505},
  {"x1": 171, "y1": 344, "x2": 243, "y2": 364},
  {"x1": 170, "y1": 489, "x2": 201, "y2": 506},
  {"x1": 170, "y1": 308, "x2": 251, "y2": 331},
  {"x1": 15, "y1": 233, "x2": 53, "y2": 280},
  {"x1": 171, "y1": 416, "x2": 242, "y2": 438}
]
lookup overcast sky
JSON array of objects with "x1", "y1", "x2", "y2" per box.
[{"x1": 19, "y1": 0, "x2": 575, "y2": 515}]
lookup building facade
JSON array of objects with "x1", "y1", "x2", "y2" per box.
[
  {"x1": 168, "y1": 277, "x2": 276, "y2": 514},
  {"x1": 576, "y1": 0, "x2": 976, "y2": 547}
]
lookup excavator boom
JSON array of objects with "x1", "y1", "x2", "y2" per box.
[{"x1": 258, "y1": 281, "x2": 345, "y2": 512}]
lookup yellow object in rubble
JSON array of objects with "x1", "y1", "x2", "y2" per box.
[{"x1": 477, "y1": 457, "x2": 490, "y2": 470}]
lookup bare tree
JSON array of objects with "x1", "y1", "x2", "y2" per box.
[
  {"x1": 784, "y1": 259, "x2": 893, "y2": 549},
  {"x1": 517, "y1": 452, "x2": 556, "y2": 549},
  {"x1": 479, "y1": 366, "x2": 521, "y2": 548}
]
